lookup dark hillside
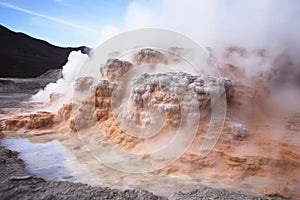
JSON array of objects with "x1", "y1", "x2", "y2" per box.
[{"x1": 0, "y1": 25, "x2": 89, "y2": 78}]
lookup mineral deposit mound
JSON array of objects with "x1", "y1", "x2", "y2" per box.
[{"x1": 1, "y1": 47, "x2": 300, "y2": 199}]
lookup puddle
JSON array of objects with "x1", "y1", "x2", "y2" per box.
[
  {"x1": 0, "y1": 135, "x2": 284, "y2": 197},
  {"x1": 0, "y1": 136, "x2": 215, "y2": 196},
  {"x1": 0, "y1": 137, "x2": 103, "y2": 184}
]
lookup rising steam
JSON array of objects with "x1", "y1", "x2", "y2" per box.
[
  {"x1": 31, "y1": 51, "x2": 88, "y2": 111},
  {"x1": 32, "y1": 0, "x2": 300, "y2": 113}
]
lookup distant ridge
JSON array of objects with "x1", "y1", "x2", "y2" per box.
[{"x1": 0, "y1": 25, "x2": 90, "y2": 78}]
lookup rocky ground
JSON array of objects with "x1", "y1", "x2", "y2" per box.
[
  {"x1": 0, "y1": 146, "x2": 281, "y2": 200},
  {"x1": 0, "y1": 69, "x2": 61, "y2": 109}
]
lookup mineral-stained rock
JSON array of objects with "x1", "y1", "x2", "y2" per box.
[
  {"x1": 0, "y1": 62, "x2": 235, "y2": 143},
  {"x1": 73, "y1": 76, "x2": 94, "y2": 92},
  {"x1": 264, "y1": 179, "x2": 298, "y2": 199},
  {"x1": 130, "y1": 72, "x2": 233, "y2": 112},
  {"x1": 71, "y1": 80, "x2": 118, "y2": 132},
  {"x1": 231, "y1": 123, "x2": 249, "y2": 140},
  {"x1": 133, "y1": 72, "x2": 233, "y2": 98},
  {"x1": 72, "y1": 98, "x2": 95, "y2": 130},
  {"x1": 4, "y1": 111, "x2": 56, "y2": 130},
  {"x1": 29, "y1": 112, "x2": 56, "y2": 129},
  {"x1": 100, "y1": 59, "x2": 133, "y2": 81},
  {"x1": 93, "y1": 80, "x2": 117, "y2": 122},
  {"x1": 93, "y1": 80, "x2": 117, "y2": 98},
  {"x1": 133, "y1": 48, "x2": 168, "y2": 65},
  {"x1": 58, "y1": 103, "x2": 74, "y2": 121}
]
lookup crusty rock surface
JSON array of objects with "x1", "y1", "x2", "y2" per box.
[
  {"x1": 73, "y1": 76, "x2": 95, "y2": 92},
  {"x1": 2, "y1": 112, "x2": 57, "y2": 131},
  {"x1": 130, "y1": 72, "x2": 234, "y2": 110},
  {"x1": 100, "y1": 58, "x2": 133, "y2": 81},
  {"x1": 133, "y1": 48, "x2": 168, "y2": 65}
]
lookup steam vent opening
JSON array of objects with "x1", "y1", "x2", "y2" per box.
[{"x1": 1, "y1": 27, "x2": 300, "y2": 200}]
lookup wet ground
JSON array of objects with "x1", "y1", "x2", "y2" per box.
[
  {"x1": 0, "y1": 133, "x2": 287, "y2": 199},
  {"x1": 0, "y1": 143, "x2": 282, "y2": 200}
]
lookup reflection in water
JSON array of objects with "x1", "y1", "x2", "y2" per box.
[
  {"x1": 0, "y1": 138, "x2": 100, "y2": 183},
  {"x1": 0, "y1": 135, "x2": 281, "y2": 197},
  {"x1": 2, "y1": 139, "x2": 72, "y2": 180}
]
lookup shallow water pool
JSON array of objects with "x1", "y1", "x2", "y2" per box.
[{"x1": 0, "y1": 135, "x2": 282, "y2": 197}]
